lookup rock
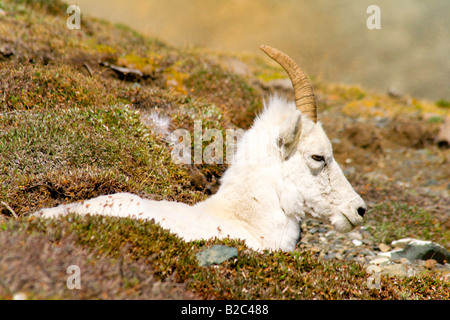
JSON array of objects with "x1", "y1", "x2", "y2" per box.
[
  {"x1": 355, "y1": 256, "x2": 366, "y2": 264},
  {"x1": 391, "y1": 238, "x2": 431, "y2": 249},
  {"x1": 332, "y1": 138, "x2": 341, "y2": 144},
  {"x1": 13, "y1": 292, "x2": 27, "y2": 300},
  {"x1": 195, "y1": 245, "x2": 237, "y2": 267},
  {"x1": 299, "y1": 219, "x2": 449, "y2": 279},
  {"x1": 318, "y1": 227, "x2": 328, "y2": 233},
  {"x1": 369, "y1": 256, "x2": 390, "y2": 266},
  {"x1": 100, "y1": 61, "x2": 143, "y2": 81},
  {"x1": 399, "y1": 257, "x2": 410, "y2": 265},
  {"x1": 382, "y1": 264, "x2": 408, "y2": 277},
  {"x1": 425, "y1": 259, "x2": 438, "y2": 270},
  {"x1": 441, "y1": 272, "x2": 450, "y2": 282},
  {"x1": 378, "y1": 243, "x2": 391, "y2": 252},
  {"x1": 361, "y1": 249, "x2": 376, "y2": 257},
  {"x1": 344, "y1": 166, "x2": 356, "y2": 176},
  {"x1": 387, "y1": 86, "x2": 402, "y2": 98},
  {"x1": 348, "y1": 231, "x2": 362, "y2": 240},
  {"x1": 386, "y1": 239, "x2": 450, "y2": 264},
  {"x1": 325, "y1": 230, "x2": 336, "y2": 238},
  {"x1": 322, "y1": 253, "x2": 336, "y2": 260},
  {"x1": 266, "y1": 78, "x2": 293, "y2": 92},
  {"x1": 378, "y1": 249, "x2": 402, "y2": 258},
  {"x1": 222, "y1": 57, "x2": 250, "y2": 76},
  {"x1": 309, "y1": 227, "x2": 318, "y2": 234},
  {"x1": 0, "y1": 45, "x2": 14, "y2": 60},
  {"x1": 437, "y1": 115, "x2": 450, "y2": 148},
  {"x1": 335, "y1": 252, "x2": 344, "y2": 260}
]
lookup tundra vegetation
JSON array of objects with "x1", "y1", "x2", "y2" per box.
[{"x1": 0, "y1": 0, "x2": 449, "y2": 299}]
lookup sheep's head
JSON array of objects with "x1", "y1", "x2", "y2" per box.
[{"x1": 260, "y1": 45, "x2": 366, "y2": 233}]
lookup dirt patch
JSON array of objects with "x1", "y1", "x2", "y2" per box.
[
  {"x1": 343, "y1": 122, "x2": 384, "y2": 152},
  {"x1": 386, "y1": 116, "x2": 438, "y2": 148},
  {"x1": 0, "y1": 229, "x2": 199, "y2": 299}
]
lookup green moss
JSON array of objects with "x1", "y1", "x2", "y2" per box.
[
  {"x1": 366, "y1": 202, "x2": 449, "y2": 246},
  {"x1": 0, "y1": 63, "x2": 114, "y2": 112},
  {"x1": 94, "y1": 44, "x2": 117, "y2": 55},
  {"x1": 185, "y1": 63, "x2": 262, "y2": 128},
  {"x1": 435, "y1": 99, "x2": 450, "y2": 109},
  {"x1": 3, "y1": 216, "x2": 447, "y2": 300},
  {"x1": 14, "y1": 0, "x2": 66, "y2": 16},
  {"x1": 0, "y1": 103, "x2": 201, "y2": 214}
]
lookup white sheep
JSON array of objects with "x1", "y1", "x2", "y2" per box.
[{"x1": 34, "y1": 46, "x2": 366, "y2": 251}]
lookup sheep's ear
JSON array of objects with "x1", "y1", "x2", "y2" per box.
[{"x1": 278, "y1": 110, "x2": 302, "y2": 160}]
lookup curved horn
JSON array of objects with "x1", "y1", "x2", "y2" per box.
[{"x1": 260, "y1": 45, "x2": 317, "y2": 123}]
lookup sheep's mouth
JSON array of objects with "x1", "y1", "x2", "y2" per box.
[
  {"x1": 343, "y1": 215, "x2": 356, "y2": 229},
  {"x1": 331, "y1": 211, "x2": 358, "y2": 233},
  {"x1": 346, "y1": 213, "x2": 364, "y2": 228}
]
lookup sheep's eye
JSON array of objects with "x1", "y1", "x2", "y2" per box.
[{"x1": 311, "y1": 155, "x2": 324, "y2": 162}]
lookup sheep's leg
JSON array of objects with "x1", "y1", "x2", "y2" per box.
[{"x1": 32, "y1": 193, "x2": 146, "y2": 219}]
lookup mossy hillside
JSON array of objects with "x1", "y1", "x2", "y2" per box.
[
  {"x1": 0, "y1": 0, "x2": 448, "y2": 299},
  {"x1": 3, "y1": 215, "x2": 448, "y2": 300}
]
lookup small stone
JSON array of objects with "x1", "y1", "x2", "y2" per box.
[
  {"x1": 441, "y1": 272, "x2": 450, "y2": 282},
  {"x1": 391, "y1": 238, "x2": 431, "y2": 249},
  {"x1": 195, "y1": 245, "x2": 237, "y2": 267},
  {"x1": 378, "y1": 243, "x2": 391, "y2": 252},
  {"x1": 335, "y1": 252, "x2": 344, "y2": 260},
  {"x1": 223, "y1": 57, "x2": 250, "y2": 76},
  {"x1": 369, "y1": 257, "x2": 390, "y2": 266},
  {"x1": 348, "y1": 231, "x2": 362, "y2": 240},
  {"x1": 355, "y1": 256, "x2": 366, "y2": 264},
  {"x1": 325, "y1": 230, "x2": 336, "y2": 238},
  {"x1": 131, "y1": 82, "x2": 141, "y2": 89},
  {"x1": 437, "y1": 115, "x2": 450, "y2": 148},
  {"x1": 323, "y1": 253, "x2": 336, "y2": 260},
  {"x1": 266, "y1": 78, "x2": 292, "y2": 91},
  {"x1": 399, "y1": 257, "x2": 410, "y2": 265},
  {"x1": 389, "y1": 241, "x2": 450, "y2": 264},
  {"x1": 425, "y1": 259, "x2": 438, "y2": 270},
  {"x1": 332, "y1": 138, "x2": 341, "y2": 144},
  {"x1": 382, "y1": 264, "x2": 408, "y2": 277},
  {"x1": 344, "y1": 167, "x2": 356, "y2": 176},
  {"x1": 352, "y1": 239, "x2": 363, "y2": 246},
  {"x1": 387, "y1": 86, "x2": 402, "y2": 98},
  {"x1": 13, "y1": 292, "x2": 27, "y2": 300},
  {"x1": 361, "y1": 249, "x2": 376, "y2": 257}
]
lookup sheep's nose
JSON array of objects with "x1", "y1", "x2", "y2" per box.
[{"x1": 357, "y1": 207, "x2": 366, "y2": 217}]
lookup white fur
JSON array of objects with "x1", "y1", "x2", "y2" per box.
[{"x1": 34, "y1": 96, "x2": 366, "y2": 251}]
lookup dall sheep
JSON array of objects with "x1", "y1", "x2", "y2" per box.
[{"x1": 34, "y1": 46, "x2": 367, "y2": 251}]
